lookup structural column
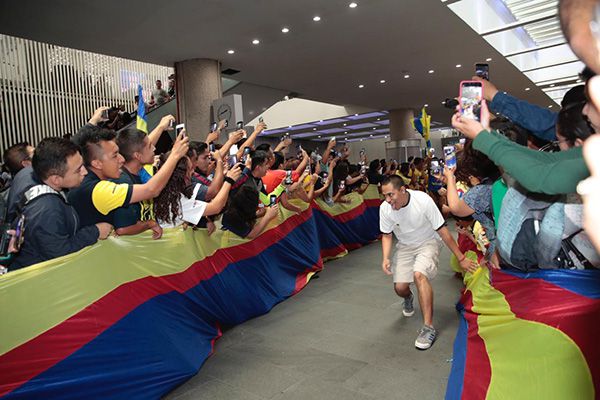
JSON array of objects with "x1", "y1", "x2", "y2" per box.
[
  {"x1": 174, "y1": 59, "x2": 222, "y2": 142},
  {"x1": 387, "y1": 108, "x2": 423, "y2": 162},
  {"x1": 389, "y1": 108, "x2": 418, "y2": 141}
]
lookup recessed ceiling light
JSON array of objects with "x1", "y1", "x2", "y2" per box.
[
  {"x1": 525, "y1": 87, "x2": 531, "y2": 91},
  {"x1": 424, "y1": 104, "x2": 428, "y2": 107},
  {"x1": 456, "y1": 64, "x2": 462, "y2": 68},
  {"x1": 344, "y1": 131, "x2": 348, "y2": 134},
  {"x1": 372, "y1": 127, "x2": 377, "y2": 130},
  {"x1": 358, "y1": 84, "x2": 365, "y2": 88},
  {"x1": 486, "y1": 58, "x2": 492, "y2": 61},
  {"x1": 288, "y1": 126, "x2": 292, "y2": 128},
  {"x1": 318, "y1": 135, "x2": 321, "y2": 138},
  {"x1": 404, "y1": 74, "x2": 410, "y2": 79},
  {"x1": 380, "y1": 79, "x2": 386, "y2": 83},
  {"x1": 343, "y1": 123, "x2": 347, "y2": 126},
  {"x1": 370, "y1": 134, "x2": 373, "y2": 137},
  {"x1": 377, "y1": 118, "x2": 381, "y2": 121},
  {"x1": 548, "y1": 105, "x2": 553, "y2": 108},
  {"x1": 282, "y1": 27, "x2": 290, "y2": 33},
  {"x1": 227, "y1": 49, "x2": 235, "y2": 54},
  {"x1": 550, "y1": 84, "x2": 555, "y2": 87},
  {"x1": 576, "y1": 79, "x2": 583, "y2": 83},
  {"x1": 313, "y1": 16, "x2": 321, "y2": 22},
  {"x1": 252, "y1": 39, "x2": 260, "y2": 45},
  {"x1": 313, "y1": 128, "x2": 317, "y2": 131},
  {"x1": 354, "y1": 113, "x2": 359, "y2": 116},
  {"x1": 349, "y1": 2, "x2": 358, "y2": 8},
  {"x1": 428, "y1": 70, "x2": 434, "y2": 74},
  {"x1": 319, "y1": 120, "x2": 323, "y2": 122},
  {"x1": 360, "y1": 139, "x2": 364, "y2": 141}
]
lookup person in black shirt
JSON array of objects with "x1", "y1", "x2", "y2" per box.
[{"x1": 10, "y1": 138, "x2": 112, "y2": 270}]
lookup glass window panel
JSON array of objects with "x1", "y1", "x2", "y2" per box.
[
  {"x1": 507, "y1": 43, "x2": 577, "y2": 71},
  {"x1": 524, "y1": 61, "x2": 585, "y2": 83}
]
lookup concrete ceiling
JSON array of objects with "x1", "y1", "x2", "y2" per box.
[{"x1": 0, "y1": 0, "x2": 558, "y2": 126}]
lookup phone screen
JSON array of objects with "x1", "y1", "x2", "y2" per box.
[
  {"x1": 259, "y1": 116, "x2": 264, "y2": 123},
  {"x1": 475, "y1": 63, "x2": 489, "y2": 81},
  {"x1": 430, "y1": 160, "x2": 441, "y2": 176},
  {"x1": 236, "y1": 121, "x2": 244, "y2": 130},
  {"x1": 209, "y1": 143, "x2": 215, "y2": 152},
  {"x1": 210, "y1": 122, "x2": 217, "y2": 132},
  {"x1": 229, "y1": 155, "x2": 238, "y2": 168},
  {"x1": 14, "y1": 215, "x2": 25, "y2": 251},
  {"x1": 443, "y1": 146, "x2": 457, "y2": 169},
  {"x1": 459, "y1": 81, "x2": 483, "y2": 121},
  {"x1": 176, "y1": 123, "x2": 185, "y2": 137},
  {"x1": 269, "y1": 194, "x2": 277, "y2": 206}
]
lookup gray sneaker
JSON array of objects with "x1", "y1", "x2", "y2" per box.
[
  {"x1": 402, "y1": 291, "x2": 415, "y2": 317},
  {"x1": 415, "y1": 325, "x2": 437, "y2": 350}
]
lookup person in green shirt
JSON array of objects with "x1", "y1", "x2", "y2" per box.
[{"x1": 451, "y1": 99, "x2": 594, "y2": 195}]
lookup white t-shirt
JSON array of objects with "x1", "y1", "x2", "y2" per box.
[
  {"x1": 158, "y1": 184, "x2": 208, "y2": 228},
  {"x1": 379, "y1": 189, "x2": 445, "y2": 247}
]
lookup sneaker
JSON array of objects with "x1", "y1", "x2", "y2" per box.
[
  {"x1": 415, "y1": 325, "x2": 437, "y2": 350},
  {"x1": 402, "y1": 291, "x2": 415, "y2": 317}
]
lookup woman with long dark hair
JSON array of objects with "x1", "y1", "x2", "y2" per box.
[{"x1": 154, "y1": 154, "x2": 241, "y2": 228}]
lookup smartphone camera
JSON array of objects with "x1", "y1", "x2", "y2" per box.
[
  {"x1": 284, "y1": 170, "x2": 293, "y2": 185},
  {"x1": 443, "y1": 145, "x2": 457, "y2": 169},
  {"x1": 459, "y1": 81, "x2": 483, "y2": 121},
  {"x1": 176, "y1": 123, "x2": 185, "y2": 137},
  {"x1": 475, "y1": 63, "x2": 490, "y2": 81}
]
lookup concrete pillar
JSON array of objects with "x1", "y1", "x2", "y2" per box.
[
  {"x1": 174, "y1": 59, "x2": 222, "y2": 142},
  {"x1": 389, "y1": 108, "x2": 419, "y2": 141}
]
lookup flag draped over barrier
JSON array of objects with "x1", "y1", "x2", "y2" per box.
[
  {"x1": 136, "y1": 84, "x2": 148, "y2": 134},
  {"x1": 0, "y1": 188, "x2": 382, "y2": 399},
  {"x1": 446, "y1": 267, "x2": 600, "y2": 400}
]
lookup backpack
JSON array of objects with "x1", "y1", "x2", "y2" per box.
[{"x1": 496, "y1": 185, "x2": 598, "y2": 271}]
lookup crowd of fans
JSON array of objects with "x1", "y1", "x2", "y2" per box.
[{"x1": 2, "y1": 0, "x2": 600, "y2": 278}]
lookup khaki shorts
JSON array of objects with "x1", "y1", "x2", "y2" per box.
[{"x1": 392, "y1": 240, "x2": 440, "y2": 283}]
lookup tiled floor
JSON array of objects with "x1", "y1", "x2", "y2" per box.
[{"x1": 165, "y1": 240, "x2": 464, "y2": 400}]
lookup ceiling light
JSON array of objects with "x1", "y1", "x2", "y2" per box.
[
  {"x1": 525, "y1": 87, "x2": 531, "y2": 91},
  {"x1": 313, "y1": 16, "x2": 321, "y2": 22},
  {"x1": 318, "y1": 135, "x2": 321, "y2": 138},
  {"x1": 282, "y1": 27, "x2": 290, "y2": 33},
  {"x1": 349, "y1": 2, "x2": 358, "y2": 8},
  {"x1": 358, "y1": 84, "x2": 365, "y2": 88},
  {"x1": 370, "y1": 134, "x2": 373, "y2": 137},
  {"x1": 313, "y1": 128, "x2": 317, "y2": 131},
  {"x1": 354, "y1": 113, "x2": 359, "y2": 116},
  {"x1": 456, "y1": 64, "x2": 462, "y2": 68},
  {"x1": 576, "y1": 79, "x2": 583, "y2": 83},
  {"x1": 404, "y1": 74, "x2": 410, "y2": 79},
  {"x1": 252, "y1": 39, "x2": 260, "y2": 45},
  {"x1": 343, "y1": 123, "x2": 347, "y2": 126},
  {"x1": 550, "y1": 84, "x2": 555, "y2": 87},
  {"x1": 377, "y1": 118, "x2": 381, "y2": 121},
  {"x1": 360, "y1": 139, "x2": 364, "y2": 141},
  {"x1": 424, "y1": 104, "x2": 428, "y2": 107},
  {"x1": 548, "y1": 105, "x2": 553, "y2": 108},
  {"x1": 380, "y1": 79, "x2": 386, "y2": 83},
  {"x1": 288, "y1": 125, "x2": 292, "y2": 128},
  {"x1": 428, "y1": 70, "x2": 434, "y2": 74},
  {"x1": 486, "y1": 58, "x2": 492, "y2": 61},
  {"x1": 227, "y1": 49, "x2": 235, "y2": 54},
  {"x1": 345, "y1": 131, "x2": 348, "y2": 134},
  {"x1": 319, "y1": 120, "x2": 323, "y2": 122},
  {"x1": 372, "y1": 127, "x2": 377, "y2": 130}
]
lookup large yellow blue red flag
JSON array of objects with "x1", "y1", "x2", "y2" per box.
[{"x1": 136, "y1": 84, "x2": 148, "y2": 134}]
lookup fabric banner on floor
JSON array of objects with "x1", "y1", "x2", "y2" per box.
[
  {"x1": 446, "y1": 267, "x2": 600, "y2": 400},
  {"x1": 0, "y1": 188, "x2": 382, "y2": 400}
]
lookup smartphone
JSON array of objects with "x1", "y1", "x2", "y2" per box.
[
  {"x1": 443, "y1": 145, "x2": 457, "y2": 169},
  {"x1": 210, "y1": 122, "x2": 217, "y2": 132},
  {"x1": 475, "y1": 63, "x2": 490, "y2": 81},
  {"x1": 360, "y1": 165, "x2": 367, "y2": 175},
  {"x1": 229, "y1": 154, "x2": 238, "y2": 168},
  {"x1": 269, "y1": 194, "x2": 277, "y2": 207},
  {"x1": 284, "y1": 170, "x2": 293, "y2": 185},
  {"x1": 331, "y1": 136, "x2": 336, "y2": 142},
  {"x1": 259, "y1": 116, "x2": 264, "y2": 123},
  {"x1": 209, "y1": 143, "x2": 215, "y2": 152},
  {"x1": 430, "y1": 159, "x2": 442, "y2": 176},
  {"x1": 169, "y1": 120, "x2": 175, "y2": 130},
  {"x1": 459, "y1": 138, "x2": 466, "y2": 145},
  {"x1": 223, "y1": 120, "x2": 229, "y2": 128},
  {"x1": 241, "y1": 147, "x2": 251, "y2": 162},
  {"x1": 101, "y1": 109, "x2": 109, "y2": 121},
  {"x1": 339, "y1": 180, "x2": 346, "y2": 190},
  {"x1": 176, "y1": 123, "x2": 185, "y2": 137},
  {"x1": 236, "y1": 121, "x2": 244, "y2": 130},
  {"x1": 359, "y1": 148, "x2": 365, "y2": 156},
  {"x1": 459, "y1": 81, "x2": 483, "y2": 121},
  {"x1": 14, "y1": 214, "x2": 25, "y2": 252}
]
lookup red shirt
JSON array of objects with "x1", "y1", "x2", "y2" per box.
[{"x1": 262, "y1": 170, "x2": 300, "y2": 192}]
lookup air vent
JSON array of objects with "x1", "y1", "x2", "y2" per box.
[{"x1": 222, "y1": 68, "x2": 240, "y2": 76}]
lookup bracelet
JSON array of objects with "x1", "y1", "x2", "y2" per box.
[{"x1": 224, "y1": 177, "x2": 236, "y2": 185}]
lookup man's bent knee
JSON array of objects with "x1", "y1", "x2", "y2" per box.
[{"x1": 394, "y1": 282, "x2": 411, "y2": 297}]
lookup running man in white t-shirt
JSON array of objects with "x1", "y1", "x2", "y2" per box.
[{"x1": 379, "y1": 175, "x2": 477, "y2": 350}]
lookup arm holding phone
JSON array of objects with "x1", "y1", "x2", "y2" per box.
[
  {"x1": 148, "y1": 115, "x2": 176, "y2": 146},
  {"x1": 294, "y1": 150, "x2": 310, "y2": 176},
  {"x1": 218, "y1": 130, "x2": 244, "y2": 159},
  {"x1": 204, "y1": 151, "x2": 225, "y2": 201},
  {"x1": 237, "y1": 121, "x2": 266, "y2": 159}
]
